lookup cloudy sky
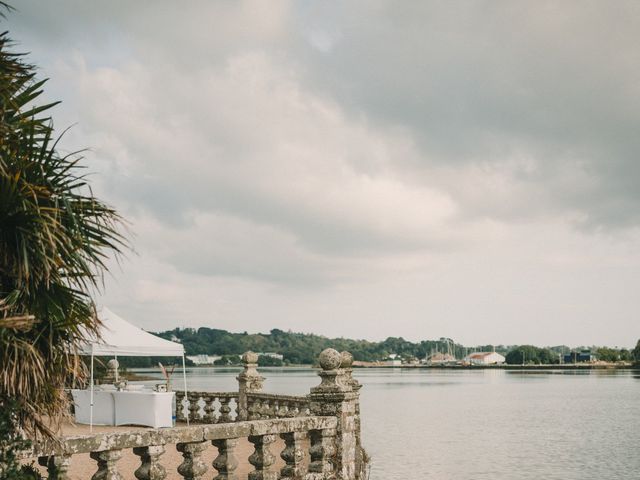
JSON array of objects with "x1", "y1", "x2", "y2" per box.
[{"x1": 8, "y1": 1, "x2": 640, "y2": 346}]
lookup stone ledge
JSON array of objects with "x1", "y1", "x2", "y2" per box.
[{"x1": 28, "y1": 417, "x2": 338, "y2": 458}]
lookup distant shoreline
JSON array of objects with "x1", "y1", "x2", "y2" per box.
[
  {"x1": 353, "y1": 363, "x2": 637, "y2": 370},
  {"x1": 130, "y1": 363, "x2": 638, "y2": 372}
]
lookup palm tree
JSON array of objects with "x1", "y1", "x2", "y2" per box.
[{"x1": 0, "y1": 13, "x2": 128, "y2": 439}]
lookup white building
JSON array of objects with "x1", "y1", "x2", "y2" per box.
[
  {"x1": 186, "y1": 354, "x2": 222, "y2": 365},
  {"x1": 463, "y1": 352, "x2": 505, "y2": 365},
  {"x1": 256, "y1": 352, "x2": 284, "y2": 361}
]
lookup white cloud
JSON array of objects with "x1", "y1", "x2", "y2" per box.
[{"x1": 8, "y1": 0, "x2": 640, "y2": 346}]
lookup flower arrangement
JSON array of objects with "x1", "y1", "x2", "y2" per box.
[{"x1": 158, "y1": 362, "x2": 176, "y2": 391}]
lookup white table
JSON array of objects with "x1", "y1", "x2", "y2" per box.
[
  {"x1": 112, "y1": 391, "x2": 175, "y2": 428},
  {"x1": 71, "y1": 389, "x2": 115, "y2": 426},
  {"x1": 71, "y1": 389, "x2": 175, "y2": 428}
]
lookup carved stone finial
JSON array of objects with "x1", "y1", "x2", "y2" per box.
[
  {"x1": 319, "y1": 348, "x2": 342, "y2": 371},
  {"x1": 340, "y1": 351, "x2": 353, "y2": 368},
  {"x1": 242, "y1": 351, "x2": 259, "y2": 365}
]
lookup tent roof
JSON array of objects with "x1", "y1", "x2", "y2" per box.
[{"x1": 78, "y1": 307, "x2": 184, "y2": 357}]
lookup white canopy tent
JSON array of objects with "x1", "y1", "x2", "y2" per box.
[{"x1": 77, "y1": 307, "x2": 188, "y2": 429}]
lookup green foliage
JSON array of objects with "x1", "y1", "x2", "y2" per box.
[
  {"x1": 0, "y1": 14, "x2": 127, "y2": 439},
  {"x1": 596, "y1": 347, "x2": 631, "y2": 363},
  {"x1": 257, "y1": 355, "x2": 284, "y2": 367},
  {"x1": 0, "y1": 397, "x2": 42, "y2": 479},
  {"x1": 505, "y1": 345, "x2": 558, "y2": 365},
  {"x1": 633, "y1": 340, "x2": 640, "y2": 364}
]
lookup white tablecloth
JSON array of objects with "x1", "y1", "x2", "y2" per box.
[
  {"x1": 71, "y1": 390, "x2": 115, "y2": 426},
  {"x1": 71, "y1": 389, "x2": 175, "y2": 428},
  {"x1": 112, "y1": 391, "x2": 175, "y2": 428}
]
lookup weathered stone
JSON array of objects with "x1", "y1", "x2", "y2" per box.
[
  {"x1": 247, "y1": 434, "x2": 277, "y2": 480},
  {"x1": 237, "y1": 351, "x2": 265, "y2": 421},
  {"x1": 187, "y1": 393, "x2": 201, "y2": 423},
  {"x1": 211, "y1": 438, "x2": 239, "y2": 480},
  {"x1": 90, "y1": 449, "x2": 123, "y2": 480},
  {"x1": 219, "y1": 397, "x2": 232, "y2": 423},
  {"x1": 280, "y1": 431, "x2": 306, "y2": 479},
  {"x1": 133, "y1": 445, "x2": 167, "y2": 480},
  {"x1": 176, "y1": 441, "x2": 208, "y2": 480},
  {"x1": 306, "y1": 428, "x2": 336, "y2": 480},
  {"x1": 339, "y1": 351, "x2": 353, "y2": 369},
  {"x1": 319, "y1": 348, "x2": 342, "y2": 371},
  {"x1": 309, "y1": 350, "x2": 360, "y2": 480},
  {"x1": 39, "y1": 454, "x2": 72, "y2": 479}
]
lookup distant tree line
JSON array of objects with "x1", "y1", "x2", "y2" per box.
[{"x1": 110, "y1": 327, "x2": 640, "y2": 367}]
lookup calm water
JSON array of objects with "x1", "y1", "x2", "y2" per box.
[{"x1": 135, "y1": 367, "x2": 640, "y2": 479}]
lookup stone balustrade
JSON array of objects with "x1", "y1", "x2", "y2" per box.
[
  {"x1": 26, "y1": 348, "x2": 365, "y2": 479},
  {"x1": 246, "y1": 392, "x2": 311, "y2": 420},
  {"x1": 175, "y1": 392, "x2": 239, "y2": 424},
  {"x1": 175, "y1": 392, "x2": 311, "y2": 424},
  {"x1": 32, "y1": 416, "x2": 338, "y2": 480}
]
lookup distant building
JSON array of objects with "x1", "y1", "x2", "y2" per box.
[
  {"x1": 425, "y1": 352, "x2": 456, "y2": 364},
  {"x1": 383, "y1": 354, "x2": 402, "y2": 366},
  {"x1": 463, "y1": 352, "x2": 505, "y2": 365},
  {"x1": 563, "y1": 350, "x2": 597, "y2": 364},
  {"x1": 256, "y1": 352, "x2": 284, "y2": 361},
  {"x1": 186, "y1": 354, "x2": 221, "y2": 365}
]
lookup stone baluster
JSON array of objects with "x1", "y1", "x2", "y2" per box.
[
  {"x1": 176, "y1": 392, "x2": 187, "y2": 422},
  {"x1": 90, "y1": 449, "x2": 124, "y2": 480},
  {"x1": 280, "y1": 431, "x2": 306, "y2": 479},
  {"x1": 279, "y1": 401, "x2": 291, "y2": 418},
  {"x1": 211, "y1": 438, "x2": 239, "y2": 480},
  {"x1": 308, "y1": 348, "x2": 359, "y2": 480},
  {"x1": 133, "y1": 445, "x2": 167, "y2": 480},
  {"x1": 176, "y1": 441, "x2": 208, "y2": 480},
  {"x1": 237, "y1": 351, "x2": 264, "y2": 421},
  {"x1": 187, "y1": 393, "x2": 200, "y2": 423},
  {"x1": 260, "y1": 399, "x2": 272, "y2": 419},
  {"x1": 203, "y1": 395, "x2": 217, "y2": 423},
  {"x1": 249, "y1": 399, "x2": 261, "y2": 420},
  {"x1": 38, "y1": 454, "x2": 72, "y2": 480},
  {"x1": 305, "y1": 428, "x2": 336, "y2": 480},
  {"x1": 219, "y1": 396, "x2": 232, "y2": 423},
  {"x1": 247, "y1": 434, "x2": 277, "y2": 480}
]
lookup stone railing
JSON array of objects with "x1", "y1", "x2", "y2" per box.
[
  {"x1": 25, "y1": 348, "x2": 365, "y2": 479},
  {"x1": 33, "y1": 416, "x2": 338, "y2": 479},
  {"x1": 175, "y1": 391, "x2": 239, "y2": 424},
  {"x1": 174, "y1": 392, "x2": 311, "y2": 424},
  {"x1": 247, "y1": 392, "x2": 311, "y2": 420}
]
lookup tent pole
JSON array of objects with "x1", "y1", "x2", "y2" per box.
[
  {"x1": 114, "y1": 354, "x2": 118, "y2": 382},
  {"x1": 90, "y1": 348, "x2": 94, "y2": 432},
  {"x1": 182, "y1": 354, "x2": 188, "y2": 426}
]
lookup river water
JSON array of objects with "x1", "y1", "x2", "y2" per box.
[{"x1": 136, "y1": 367, "x2": 640, "y2": 479}]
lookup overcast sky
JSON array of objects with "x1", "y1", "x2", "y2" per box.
[{"x1": 8, "y1": 1, "x2": 640, "y2": 347}]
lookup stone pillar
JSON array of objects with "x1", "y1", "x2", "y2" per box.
[
  {"x1": 280, "y1": 431, "x2": 306, "y2": 479},
  {"x1": 236, "y1": 351, "x2": 264, "y2": 421},
  {"x1": 247, "y1": 434, "x2": 277, "y2": 480},
  {"x1": 308, "y1": 348, "x2": 360, "y2": 480},
  {"x1": 341, "y1": 351, "x2": 364, "y2": 479},
  {"x1": 90, "y1": 449, "x2": 123, "y2": 480},
  {"x1": 133, "y1": 445, "x2": 167, "y2": 480},
  {"x1": 211, "y1": 438, "x2": 239, "y2": 480},
  {"x1": 176, "y1": 441, "x2": 208, "y2": 480},
  {"x1": 39, "y1": 454, "x2": 72, "y2": 480}
]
